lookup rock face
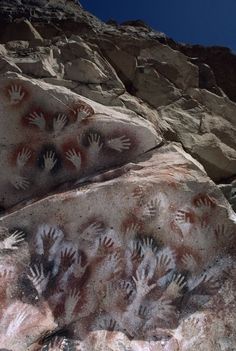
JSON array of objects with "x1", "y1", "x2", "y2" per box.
[
  {"x1": 0, "y1": 1, "x2": 235, "y2": 351},
  {"x1": 0, "y1": 72, "x2": 159, "y2": 210},
  {"x1": 1, "y1": 145, "x2": 236, "y2": 350}
]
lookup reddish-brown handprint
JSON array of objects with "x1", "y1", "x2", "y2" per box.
[
  {"x1": 41, "y1": 227, "x2": 59, "y2": 259},
  {"x1": 97, "y1": 236, "x2": 115, "y2": 256},
  {"x1": 22, "y1": 108, "x2": 51, "y2": 131},
  {"x1": 193, "y1": 193, "x2": 217, "y2": 209},
  {"x1": 69, "y1": 101, "x2": 94, "y2": 123},
  {"x1": 61, "y1": 140, "x2": 85, "y2": 171},
  {"x1": 175, "y1": 209, "x2": 196, "y2": 225},
  {"x1": 59, "y1": 247, "x2": 76, "y2": 272}
]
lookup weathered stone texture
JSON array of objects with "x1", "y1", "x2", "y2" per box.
[{"x1": 0, "y1": 1, "x2": 235, "y2": 350}]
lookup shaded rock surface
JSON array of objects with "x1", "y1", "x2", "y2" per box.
[
  {"x1": 1, "y1": 144, "x2": 236, "y2": 350},
  {"x1": 0, "y1": 1, "x2": 235, "y2": 350}
]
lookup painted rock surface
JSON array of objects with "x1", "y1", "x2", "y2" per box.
[
  {"x1": 0, "y1": 4, "x2": 235, "y2": 348},
  {"x1": 0, "y1": 72, "x2": 160, "y2": 210},
  {"x1": 0, "y1": 144, "x2": 235, "y2": 350}
]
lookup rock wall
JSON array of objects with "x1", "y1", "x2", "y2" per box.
[{"x1": 0, "y1": 1, "x2": 235, "y2": 350}]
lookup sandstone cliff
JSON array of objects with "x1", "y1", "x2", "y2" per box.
[{"x1": 0, "y1": 1, "x2": 235, "y2": 350}]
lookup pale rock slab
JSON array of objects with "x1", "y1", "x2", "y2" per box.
[
  {"x1": 0, "y1": 72, "x2": 161, "y2": 209},
  {"x1": 14, "y1": 49, "x2": 58, "y2": 78},
  {"x1": 61, "y1": 39, "x2": 125, "y2": 90},
  {"x1": 133, "y1": 65, "x2": 181, "y2": 107},
  {"x1": 182, "y1": 133, "x2": 236, "y2": 182},
  {"x1": 65, "y1": 58, "x2": 108, "y2": 84},
  {"x1": 158, "y1": 93, "x2": 236, "y2": 182},
  {"x1": 58, "y1": 39, "x2": 94, "y2": 62},
  {"x1": 188, "y1": 87, "x2": 236, "y2": 125},
  {"x1": 104, "y1": 45, "x2": 137, "y2": 82},
  {"x1": 139, "y1": 43, "x2": 199, "y2": 90}
]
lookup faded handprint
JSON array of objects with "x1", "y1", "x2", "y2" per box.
[
  {"x1": 180, "y1": 315, "x2": 203, "y2": 335},
  {"x1": 118, "y1": 280, "x2": 134, "y2": 299},
  {"x1": 193, "y1": 193, "x2": 216, "y2": 208},
  {"x1": 142, "y1": 198, "x2": 159, "y2": 219},
  {"x1": 76, "y1": 104, "x2": 94, "y2": 121},
  {"x1": 98, "y1": 252, "x2": 122, "y2": 281},
  {"x1": 138, "y1": 305, "x2": 150, "y2": 320},
  {"x1": 156, "y1": 248, "x2": 175, "y2": 279},
  {"x1": 43, "y1": 151, "x2": 57, "y2": 172},
  {"x1": 100, "y1": 281, "x2": 115, "y2": 309},
  {"x1": 88, "y1": 133, "x2": 103, "y2": 155},
  {"x1": 214, "y1": 224, "x2": 228, "y2": 240},
  {"x1": 190, "y1": 273, "x2": 220, "y2": 295},
  {"x1": 16, "y1": 147, "x2": 31, "y2": 168},
  {"x1": 174, "y1": 316, "x2": 206, "y2": 348},
  {"x1": 181, "y1": 253, "x2": 198, "y2": 272},
  {"x1": 53, "y1": 114, "x2": 67, "y2": 133},
  {"x1": 65, "y1": 149, "x2": 81, "y2": 170},
  {"x1": 99, "y1": 316, "x2": 116, "y2": 331},
  {"x1": 141, "y1": 237, "x2": 158, "y2": 256},
  {"x1": 80, "y1": 222, "x2": 104, "y2": 241},
  {"x1": 165, "y1": 274, "x2": 186, "y2": 299},
  {"x1": 27, "y1": 264, "x2": 49, "y2": 296},
  {"x1": 124, "y1": 223, "x2": 140, "y2": 239},
  {"x1": 59, "y1": 247, "x2": 76, "y2": 271},
  {"x1": 64, "y1": 289, "x2": 81, "y2": 324},
  {"x1": 73, "y1": 254, "x2": 87, "y2": 278},
  {"x1": 138, "y1": 252, "x2": 157, "y2": 282},
  {"x1": 98, "y1": 236, "x2": 114, "y2": 251},
  {"x1": 40, "y1": 226, "x2": 61, "y2": 259},
  {"x1": 8, "y1": 84, "x2": 25, "y2": 105},
  {"x1": 6, "y1": 306, "x2": 30, "y2": 335},
  {"x1": 175, "y1": 210, "x2": 194, "y2": 224},
  {"x1": 133, "y1": 269, "x2": 156, "y2": 297},
  {"x1": 108, "y1": 252, "x2": 122, "y2": 276},
  {"x1": 28, "y1": 111, "x2": 46, "y2": 130},
  {"x1": 0, "y1": 230, "x2": 24, "y2": 250},
  {"x1": 0, "y1": 267, "x2": 14, "y2": 279},
  {"x1": 10, "y1": 174, "x2": 29, "y2": 190},
  {"x1": 107, "y1": 136, "x2": 131, "y2": 152},
  {"x1": 152, "y1": 296, "x2": 175, "y2": 322},
  {"x1": 129, "y1": 240, "x2": 142, "y2": 262}
]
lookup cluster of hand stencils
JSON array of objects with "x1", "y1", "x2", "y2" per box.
[{"x1": 0, "y1": 78, "x2": 235, "y2": 351}]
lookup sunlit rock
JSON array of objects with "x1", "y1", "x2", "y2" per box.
[
  {"x1": 0, "y1": 72, "x2": 160, "y2": 210},
  {"x1": 0, "y1": 1, "x2": 235, "y2": 350}
]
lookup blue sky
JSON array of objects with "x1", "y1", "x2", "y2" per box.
[{"x1": 80, "y1": 0, "x2": 236, "y2": 52}]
